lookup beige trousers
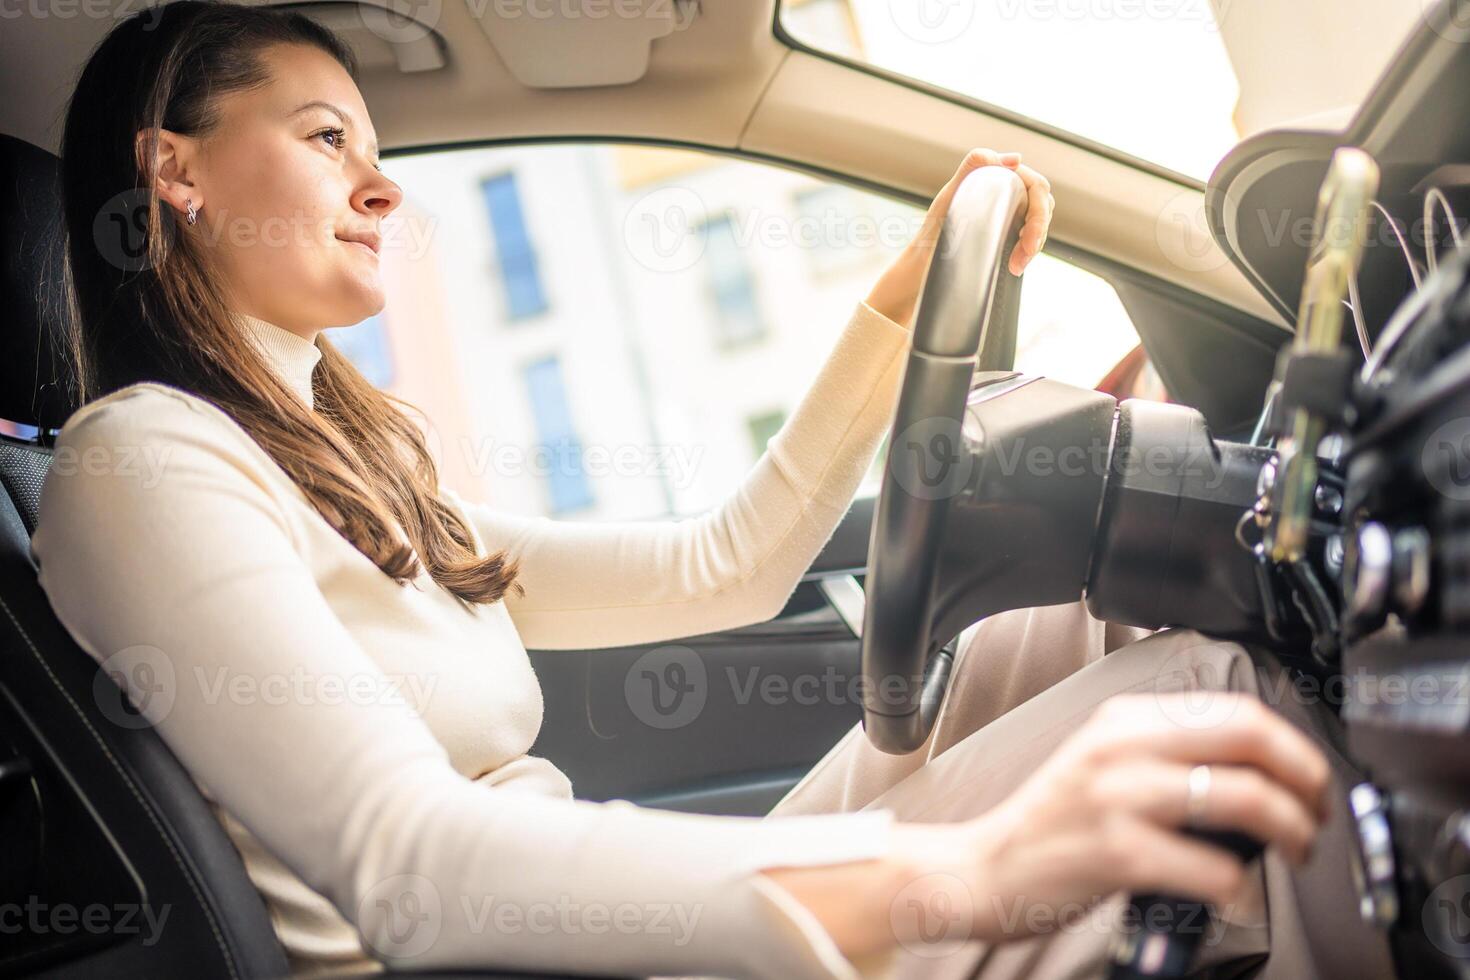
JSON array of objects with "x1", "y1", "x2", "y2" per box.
[{"x1": 767, "y1": 601, "x2": 1394, "y2": 980}]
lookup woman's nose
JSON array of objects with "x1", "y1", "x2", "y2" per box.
[{"x1": 354, "y1": 170, "x2": 402, "y2": 217}]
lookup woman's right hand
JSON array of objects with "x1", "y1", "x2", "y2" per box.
[{"x1": 956, "y1": 692, "x2": 1332, "y2": 944}]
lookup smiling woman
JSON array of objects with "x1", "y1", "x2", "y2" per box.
[
  {"x1": 156, "y1": 52, "x2": 398, "y2": 331},
  {"x1": 57, "y1": 3, "x2": 519, "y2": 609}
]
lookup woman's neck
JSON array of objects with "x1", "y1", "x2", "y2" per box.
[{"x1": 234, "y1": 312, "x2": 323, "y2": 409}]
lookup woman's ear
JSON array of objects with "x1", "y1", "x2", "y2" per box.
[{"x1": 135, "y1": 126, "x2": 203, "y2": 218}]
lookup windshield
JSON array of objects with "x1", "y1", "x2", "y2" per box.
[{"x1": 780, "y1": 0, "x2": 1428, "y2": 181}]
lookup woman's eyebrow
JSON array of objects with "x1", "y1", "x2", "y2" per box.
[{"x1": 289, "y1": 100, "x2": 380, "y2": 159}]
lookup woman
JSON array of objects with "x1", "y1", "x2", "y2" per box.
[{"x1": 33, "y1": 3, "x2": 1333, "y2": 979}]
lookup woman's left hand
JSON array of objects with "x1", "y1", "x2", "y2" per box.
[{"x1": 866, "y1": 148, "x2": 1054, "y2": 328}]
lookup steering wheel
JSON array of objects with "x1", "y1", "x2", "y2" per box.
[{"x1": 860, "y1": 165, "x2": 1030, "y2": 754}]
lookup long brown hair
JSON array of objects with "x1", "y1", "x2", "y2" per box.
[{"x1": 59, "y1": 0, "x2": 522, "y2": 607}]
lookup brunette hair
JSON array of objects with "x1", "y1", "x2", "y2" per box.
[{"x1": 59, "y1": 0, "x2": 522, "y2": 606}]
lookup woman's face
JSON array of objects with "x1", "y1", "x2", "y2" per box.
[{"x1": 158, "y1": 43, "x2": 402, "y2": 335}]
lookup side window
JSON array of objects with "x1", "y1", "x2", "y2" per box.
[{"x1": 348, "y1": 144, "x2": 1151, "y2": 521}]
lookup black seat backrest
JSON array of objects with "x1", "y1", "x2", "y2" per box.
[
  {"x1": 0, "y1": 132, "x2": 290, "y2": 979},
  {"x1": 0, "y1": 438, "x2": 49, "y2": 536}
]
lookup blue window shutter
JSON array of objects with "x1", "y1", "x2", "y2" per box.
[
  {"x1": 523, "y1": 356, "x2": 594, "y2": 514},
  {"x1": 700, "y1": 213, "x2": 764, "y2": 348},
  {"x1": 482, "y1": 173, "x2": 549, "y2": 321}
]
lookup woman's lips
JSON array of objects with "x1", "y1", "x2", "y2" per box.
[{"x1": 339, "y1": 237, "x2": 379, "y2": 258}]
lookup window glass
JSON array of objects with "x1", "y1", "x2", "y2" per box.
[
  {"x1": 349, "y1": 144, "x2": 1143, "y2": 521},
  {"x1": 780, "y1": 0, "x2": 1425, "y2": 181}
]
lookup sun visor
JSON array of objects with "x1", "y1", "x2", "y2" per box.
[
  {"x1": 288, "y1": 1, "x2": 448, "y2": 74},
  {"x1": 467, "y1": 0, "x2": 698, "y2": 88}
]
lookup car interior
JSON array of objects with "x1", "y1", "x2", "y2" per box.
[{"x1": 5, "y1": 0, "x2": 1470, "y2": 977}]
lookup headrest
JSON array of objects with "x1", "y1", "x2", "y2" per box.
[{"x1": 0, "y1": 134, "x2": 74, "y2": 429}]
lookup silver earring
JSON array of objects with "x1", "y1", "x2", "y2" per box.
[{"x1": 185, "y1": 198, "x2": 197, "y2": 226}]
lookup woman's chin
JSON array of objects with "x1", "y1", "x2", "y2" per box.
[{"x1": 332, "y1": 280, "x2": 386, "y2": 326}]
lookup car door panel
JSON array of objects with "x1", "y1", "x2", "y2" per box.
[{"x1": 529, "y1": 500, "x2": 875, "y2": 815}]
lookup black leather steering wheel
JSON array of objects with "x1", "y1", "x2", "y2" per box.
[{"x1": 860, "y1": 166, "x2": 1030, "y2": 754}]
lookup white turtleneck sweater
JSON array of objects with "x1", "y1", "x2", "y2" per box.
[{"x1": 31, "y1": 303, "x2": 917, "y2": 980}]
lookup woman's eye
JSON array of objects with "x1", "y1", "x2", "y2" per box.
[{"x1": 314, "y1": 127, "x2": 347, "y2": 150}]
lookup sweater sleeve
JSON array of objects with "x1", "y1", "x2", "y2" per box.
[
  {"x1": 30, "y1": 390, "x2": 902, "y2": 980},
  {"x1": 453, "y1": 301, "x2": 914, "y2": 651}
]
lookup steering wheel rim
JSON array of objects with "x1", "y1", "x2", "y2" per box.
[{"x1": 860, "y1": 166, "x2": 1030, "y2": 754}]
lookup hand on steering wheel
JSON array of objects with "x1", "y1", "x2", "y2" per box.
[
  {"x1": 861, "y1": 158, "x2": 1036, "y2": 752},
  {"x1": 867, "y1": 148, "x2": 1054, "y2": 329}
]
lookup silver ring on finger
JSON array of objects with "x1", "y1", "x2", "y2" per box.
[{"x1": 1186, "y1": 764, "x2": 1212, "y2": 825}]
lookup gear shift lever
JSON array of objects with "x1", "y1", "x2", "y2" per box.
[{"x1": 1108, "y1": 830, "x2": 1264, "y2": 979}]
